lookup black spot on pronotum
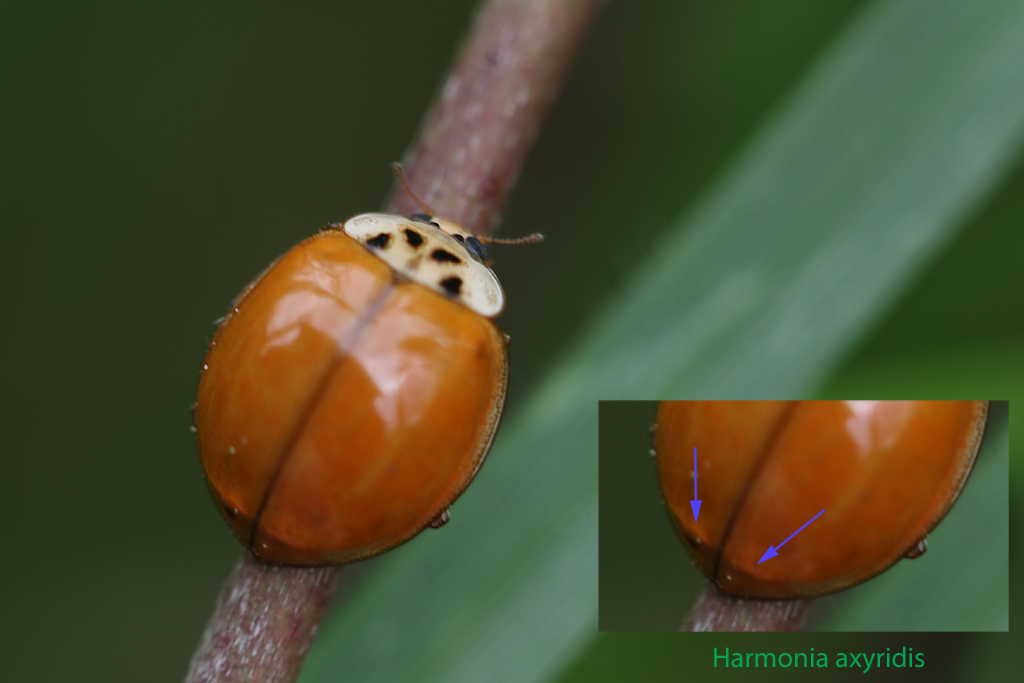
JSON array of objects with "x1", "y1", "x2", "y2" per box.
[
  {"x1": 404, "y1": 229, "x2": 424, "y2": 247},
  {"x1": 452, "y1": 234, "x2": 465, "y2": 244},
  {"x1": 440, "y1": 277, "x2": 463, "y2": 296},
  {"x1": 410, "y1": 213, "x2": 441, "y2": 228},
  {"x1": 431, "y1": 249, "x2": 461, "y2": 263},
  {"x1": 366, "y1": 233, "x2": 390, "y2": 249},
  {"x1": 465, "y1": 236, "x2": 487, "y2": 261}
]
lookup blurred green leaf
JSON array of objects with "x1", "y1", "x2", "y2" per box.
[{"x1": 303, "y1": 0, "x2": 1024, "y2": 680}]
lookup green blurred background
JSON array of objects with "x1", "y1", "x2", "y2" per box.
[{"x1": 1, "y1": 0, "x2": 1019, "y2": 681}]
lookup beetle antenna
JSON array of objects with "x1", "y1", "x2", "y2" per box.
[
  {"x1": 392, "y1": 162, "x2": 436, "y2": 216},
  {"x1": 478, "y1": 233, "x2": 545, "y2": 245}
]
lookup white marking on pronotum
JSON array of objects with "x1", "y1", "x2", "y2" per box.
[{"x1": 342, "y1": 213, "x2": 505, "y2": 317}]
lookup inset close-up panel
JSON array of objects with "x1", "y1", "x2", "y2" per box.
[{"x1": 599, "y1": 400, "x2": 1009, "y2": 632}]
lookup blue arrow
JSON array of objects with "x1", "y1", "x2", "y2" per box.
[
  {"x1": 690, "y1": 446, "x2": 702, "y2": 522},
  {"x1": 757, "y1": 509, "x2": 825, "y2": 564}
]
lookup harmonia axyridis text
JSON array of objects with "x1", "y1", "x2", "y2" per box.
[
  {"x1": 655, "y1": 400, "x2": 988, "y2": 599},
  {"x1": 194, "y1": 168, "x2": 539, "y2": 565}
]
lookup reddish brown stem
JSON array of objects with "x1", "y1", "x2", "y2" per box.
[
  {"x1": 389, "y1": 0, "x2": 602, "y2": 233},
  {"x1": 184, "y1": 554, "x2": 340, "y2": 682},
  {"x1": 681, "y1": 583, "x2": 813, "y2": 632},
  {"x1": 186, "y1": 1, "x2": 600, "y2": 681}
]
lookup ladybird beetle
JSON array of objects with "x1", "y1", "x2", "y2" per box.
[
  {"x1": 655, "y1": 400, "x2": 988, "y2": 599},
  {"x1": 193, "y1": 170, "x2": 538, "y2": 565}
]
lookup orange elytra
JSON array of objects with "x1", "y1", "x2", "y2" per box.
[
  {"x1": 655, "y1": 400, "x2": 988, "y2": 599},
  {"x1": 193, "y1": 168, "x2": 532, "y2": 565}
]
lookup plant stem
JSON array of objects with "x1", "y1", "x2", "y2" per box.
[
  {"x1": 390, "y1": 0, "x2": 602, "y2": 233},
  {"x1": 185, "y1": 555, "x2": 340, "y2": 683},
  {"x1": 185, "y1": 1, "x2": 600, "y2": 681},
  {"x1": 681, "y1": 582, "x2": 813, "y2": 632}
]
